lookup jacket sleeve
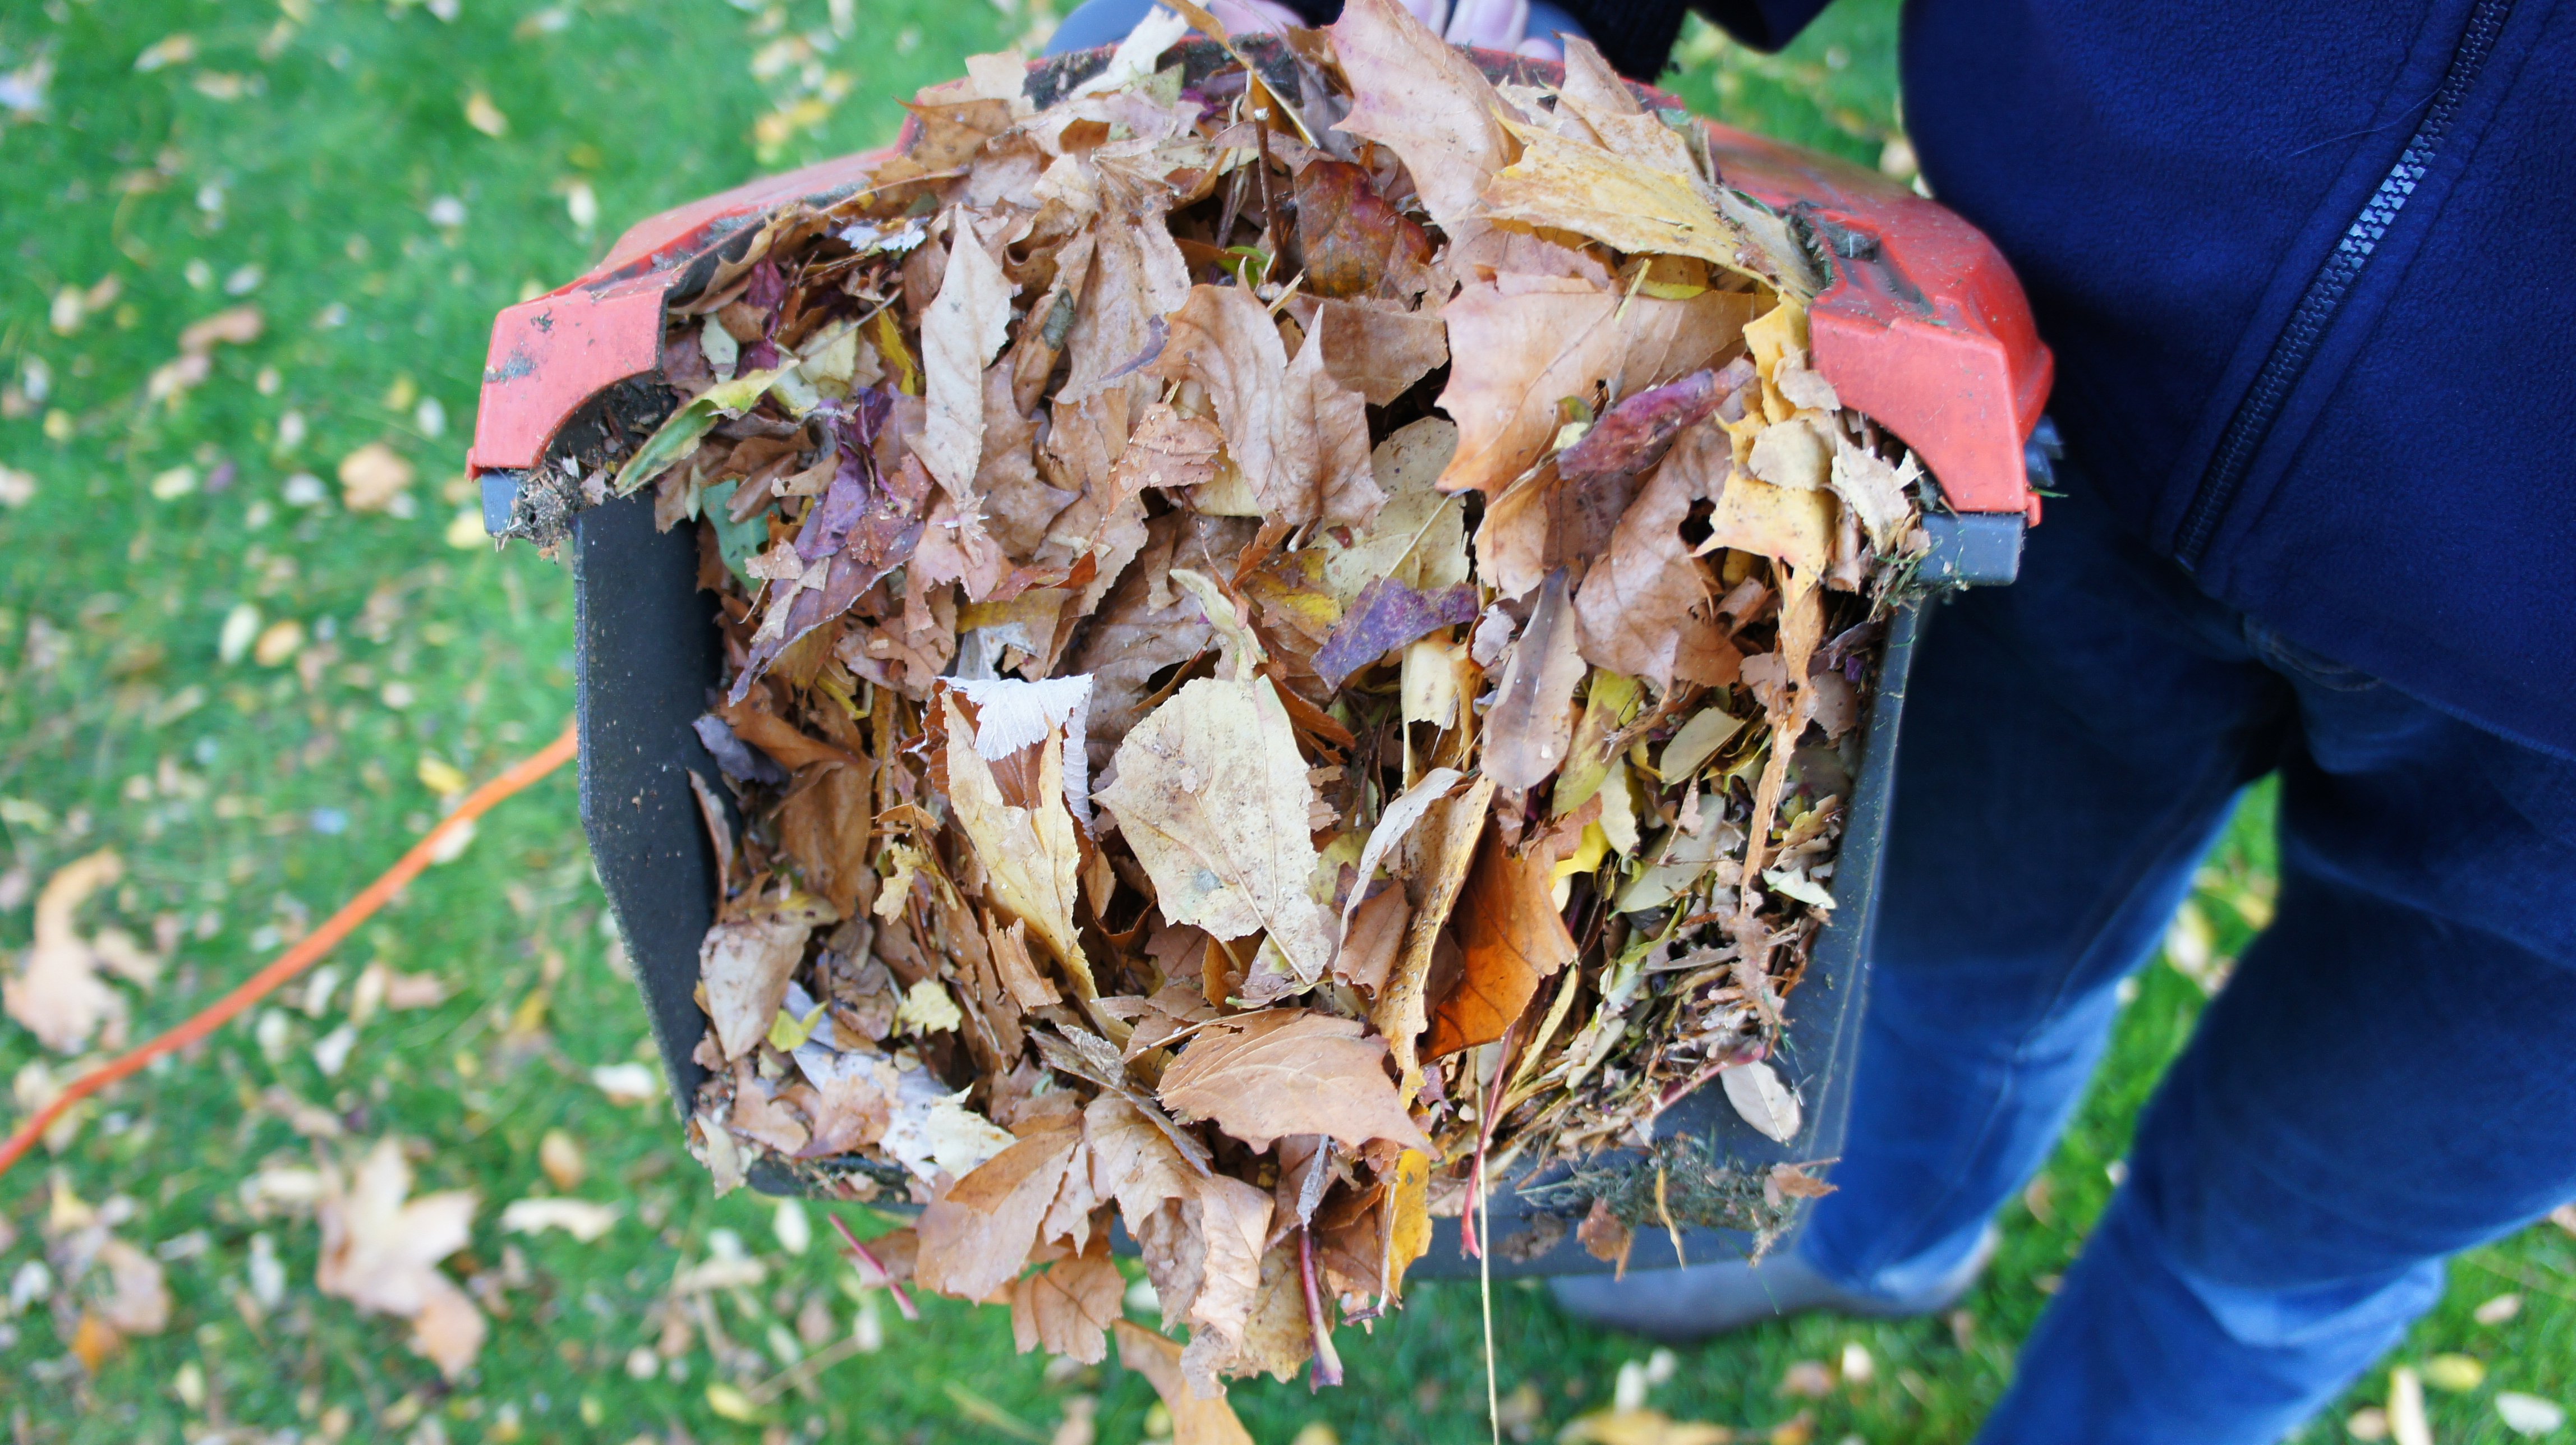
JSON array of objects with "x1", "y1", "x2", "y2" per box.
[{"x1": 1563, "y1": 0, "x2": 1834, "y2": 78}]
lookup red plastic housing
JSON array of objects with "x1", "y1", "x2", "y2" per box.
[{"x1": 469, "y1": 53, "x2": 2051, "y2": 518}]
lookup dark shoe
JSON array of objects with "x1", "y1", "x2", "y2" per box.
[{"x1": 1546, "y1": 1223, "x2": 2002, "y2": 1342}]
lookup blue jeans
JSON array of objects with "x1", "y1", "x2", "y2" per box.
[
  {"x1": 1805, "y1": 467, "x2": 2576, "y2": 1443},
  {"x1": 1043, "y1": 0, "x2": 1591, "y2": 57}
]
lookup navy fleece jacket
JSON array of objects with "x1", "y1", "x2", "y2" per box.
[{"x1": 1561, "y1": 0, "x2": 2576, "y2": 757}]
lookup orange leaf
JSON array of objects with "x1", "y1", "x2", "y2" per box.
[{"x1": 1425, "y1": 830, "x2": 1577, "y2": 1059}]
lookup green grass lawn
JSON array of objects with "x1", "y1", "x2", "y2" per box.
[{"x1": 1, "y1": 1, "x2": 2567, "y2": 1441}]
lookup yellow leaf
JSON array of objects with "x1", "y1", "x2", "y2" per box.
[
  {"x1": 1484, "y1": 119, "x2": 1762, "y2": 282},
  {"x1": 940, "y1": 691, "x2": 1093, "y2": 996}
]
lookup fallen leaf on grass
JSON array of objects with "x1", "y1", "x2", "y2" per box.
[
  {"x1": 4, "y1": 850, "x2": 152, "y2": 1054},
  {"x1": 338, "y1": 443, "x2": 415, "y2": 513},
  {"x1": 1097, "y1": 677, "x2": 1337, "y2": 990},
  {"x1": 1159, "y1": 1010, "x2": 1429, "y2": 1153},
  {"x1": 499, "y1": 1198, "x2": 620, "y2": 1242},
  {"x1": 316, "y1": 1139, "x2": 486, "y2": 1380},
  {"x1": 1558, "y1": 1410, "x2": 1735, "y2": 1445}
]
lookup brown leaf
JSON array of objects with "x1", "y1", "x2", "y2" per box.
[
  {"x1": 699, "y1": 917, "x2": 813, "y2": 1060},
  {"x1": 1067, "y1": 512, "x2": 1254, "y2": 774},
  {"x1": 718, "y1": 698, "x2": 867, "y2": 772},
  {"x1": 1151, "y1": 283, "x2": 1382, "y2": 532},
  {"x1": 1159, "y1": 1011, "x2": 1430, "y2": 1153},
  {"x1": 919, "y1": 210, "x2": 1018, "y2": 496},
  {"x1": 1372, "y1": 776, "x2": 1495, "y2": 1101},
  {"x1": 1425, "y1": 830, "x2": 1578, "y2": 1058},
  {"x1": 1292, "y1": 160, "x2": 1434, "y2": 302},
  {"x1": 941, "y1": 691, "x2": 1094, "y2": 996},
  {"x1": 1315, "y1": 298, "x2": 1447, "y2": 408},
  {"x1": 1060, "y1": 181, "x2": 1192, "y2": 406},
  {"x1": 1084, "y1": 1093, "x2": 1201, "y2": 1234},
  {"x1": 773, "y1": 762, "x2": 874, "y2": 921},
  {"x1": 1335, "y1": 887, "x2": 1410, "y2": 995},
  {"x1": 2, "y1": 850, "x2": 130, "y2": 1053},
  {"x1": 1095, "y1": 676, "x2": 1337, "y2": 988},
  {"x1": 1575, "y1": 422, "x2": 1743, "y2": 690},
  {"x1": 1115, "y1": 1320, "x2": 1257, "y2": 1442},
  {"x1": 1181, "y1": 1240, "x2": 1314, "y2": 1390},
  {"x1": 793, "y1": 1047, "x2": 893, "y2": 1156},
  {"x1": 1577, "y1": 1196, "x2": 1634, "y2": 1271},
  {"x1": 1329, "y1": 0, "x2": 1516, "y2": 240},
  {"x1": 1010, "y1": 1243, "x2": 1125, "y2": 1364},
  {"x1": 988, "y1": 916, "x2": 1061, "y2": 1009},
  {"x1": 1433, "y1": 277, "x2": 1753, "y2": 497},
  {"x1": 93, "y1": 1237, "x2": 171, "y2": 1336},
  {"x1": 316, "y1": 1139, "x2": 486, "y2": 1380},
  {"x1": 1181, "y1": 1172, "x2": 1277, "y2": 1353},
  {"x1": 915, "y1": 1127, "x2": 1083, "y2": 1303},
  {"x1": 338, "y1": 441, "x2": 416, "y2": 513},
  {"x1": 1483, "y1": 569, "x2": 1589, "y2": 793}
]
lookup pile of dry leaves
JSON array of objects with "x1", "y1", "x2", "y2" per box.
[{"x1": 569, "y1": 0, "x2": 1934, "y2": 1412}]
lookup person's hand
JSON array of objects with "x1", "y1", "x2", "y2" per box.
[{"x1": 1205, "y1": 0, "x2": 1563, "y2": 59}]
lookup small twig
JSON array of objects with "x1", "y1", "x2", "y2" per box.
[
  {"x1": 747, "y1": 1333, "x2": 867, "y2": 1406},
  {"x1": 1299, "y1": 1226, "x2": 1344, "y2": 1391},
  {"x1": 829, "y1": 1212, "x2": 919, "y2": 1320},
  {"x1": 1253, "y1": 106, "x2": 1282, "y2": 250}
]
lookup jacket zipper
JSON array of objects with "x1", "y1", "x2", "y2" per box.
[{"x1": 2174, "y1": 0, "x2": 2515, "y2": 570}]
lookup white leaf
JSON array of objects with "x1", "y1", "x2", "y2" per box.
[
  {"x1": 2498, "y1": 1393, "x2": 2568, "y2": 1437},
  {"x1": 1069, "y1": 5, "x2": 1189, "y2": 98},
  {"x1": 499, "y1": 1198, "x2": 621, "y2": 1242},
  {"x1": 946, "y1": 674, "x2": 1096, "y2": 823},
  {"x1": 917, "y1": 210, "x2": 1016, "y2": 495},
  {"x1": 1720, "y1": 1059, "x2": 1802, "y2": 1143}
]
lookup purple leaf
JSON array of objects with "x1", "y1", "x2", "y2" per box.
[{"x1": 1312, "y1": 579, "x2": 1482, "y2": 691}]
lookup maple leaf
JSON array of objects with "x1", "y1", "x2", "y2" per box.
[
  {"x1": 316, "y1": 1139, "x2": 486, "y2": 1380},
  {"x1": 1483, "y1": 119, "x2": 1765, "y2": 283},
  {"x1": 1159, "y1": 1010, "x2": 1430, "y2": 1153},
  {"x1": 1151, "y1": 283, "x2": 1382, "y2": 532},
  {"x1": 1433, "y1": 277, "x2": 1754, "y2": 498},
  {"x1": 1095, "y1": 675, "x2": 1337, "y2": 989},
  {"x1": 914, "y1": 1127, "x2": 1083, "y2": 1303},
  {"x1": 1009, "y1": 1244, "x2": 1125, "y2": 1364},
  {"x1": 1328, "y1": 0, "x2": 1517, "y2": 239}
]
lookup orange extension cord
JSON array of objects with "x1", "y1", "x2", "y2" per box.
[{"x1": 0, "y1": 720, "x2": 580, "y2": 1180}]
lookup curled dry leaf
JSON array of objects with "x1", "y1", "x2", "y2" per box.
[
  {"x1": 1151, "y1": 282, "x2": 1382, "y2": 532},
  {"x1": 1425, "y1": 829, "x2": 1579, "y2": 1059},
  {"x1": 1115, "y1": 1319, "x2": 1257, "y2": 1441}
]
